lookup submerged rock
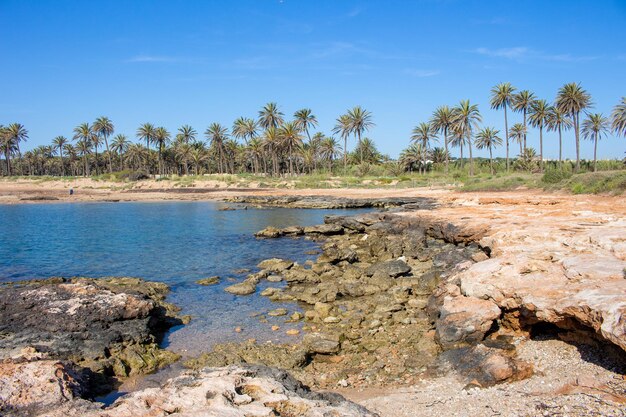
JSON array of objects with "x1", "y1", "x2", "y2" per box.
[
  {"x1": 196, "y1": 276, "x2": 220, "y2": 285},
  {"x1": 225, "y1": 280, "x2": 257, "y2": 295}
]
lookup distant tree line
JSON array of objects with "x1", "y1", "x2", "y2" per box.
[{"x1": 1, "y1": 84, "x2": 625, "y2": 178}]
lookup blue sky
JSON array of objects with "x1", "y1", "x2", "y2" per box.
[{"x1": 1, "y1": 0, "x2": 625, "y2": 159}]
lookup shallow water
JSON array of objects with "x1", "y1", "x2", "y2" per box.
[{"x1": 0, "y1": 201, "x2": 367, "y2": 354}]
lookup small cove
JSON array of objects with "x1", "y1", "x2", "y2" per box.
[{"x1": 0, "y1": 201, "x2": 369, "y2": 353}]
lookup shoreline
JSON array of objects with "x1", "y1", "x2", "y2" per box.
[{"x1": 1, "y1": 187, "x2": 625, "y2": 416}]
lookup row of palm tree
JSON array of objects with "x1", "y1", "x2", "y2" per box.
[
  {"x1": 0, "y1": 104, "x2": 378, "y2": 177},
  {"x1": 411, "y1": 84, "x2": 624, "y2": 175},
  {"x1": 1, "y1": 90, "x2": 625, "y2": 177}
]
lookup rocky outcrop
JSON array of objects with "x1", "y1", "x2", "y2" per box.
[
  {"x1": 2, "y1": 360, "x2": 376, "y2": 417},
  {"x1": 0, "y1": 277, "x2": 182, "y2": 392},
  {"x1": 226, "y1": 195, "x2": 437, "y2": 209}
]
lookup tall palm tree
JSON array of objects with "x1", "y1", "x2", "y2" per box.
[
  {"x1": 475, "y1": 127, "x2": 502, "y2": 174},
  {"x1": 6, "y1": 123, "x2": 28, "y2": 175},
  {"x1": 546, "y1": 107, "x2": 573, "y2": 164},
  {"x1": 410, "y1": 122, "x2": 438, "y2": 174},
  {"x1": 333, "y1": 114, "x2": 352, "y2": 170},
  {"x1": 1, "y1": 125, "x2": 17, "y2": 175},
  {"x1": 205, "y1": 123, "x2": 229, "y2": 173},
  {"x1": 72, "y1": 123, "x2": 94, "y2": 176},
  {"x1": 293, "y1": 109, "x2": 318, "y2": 141},
  {"x1": 279, "y1": 121, "x2": 303, "y2": 175},
  {"x1": 111, "y1": 134, "x2": 130, "y2": 170},
  {"x1": 430, "y1": 105, "x2": 454, "y2": 173},
  {"x1": 581, "y1": 113, "x2": 610, "y2": 172},
  {"x1": 611, "y1": 97, "x2": 626, "y2": 137},
  {"x1": 136, "y1": 123, "x2": 156, "y2": 152},
  {"x1": 490, "y1": 82, "x2": 516, "y2": 171},
  {"x1": 258, "y1": 102, "x2": 284, "y2": 130},
  {"x1": 154, "y1": 127, "x2": 171, "y2": 175},
  {"x1": 347, "y1": 106, "x2": 374, "y2": 163},
  {"x1": 263, "y1": 126, "x2": 281, "y2": 175},
  {"x1": 63, "y1": 144, "x2": 77, "y2": 176},
  {"x1": 509, "y1": 123, "x2": 526, "y2": 156},
  {"x1": 452, "y1": 100, "x2": 482, "y2": 176},
  {"x1": 232, "y1": 117, "x2": 258, "y2": 144},
  {"x1": 449, "y1": 126, "x2": 466, "y2": 168},
  {"x1": 52, "y1": 136, "x2": 68, "y2": 176},
  {"x1": 556, "y1": 82, "x2": 592, "y2": 171},
  {"x1": 93, "y1": 116, "x2": 114, "y2": 173},
  {"x1": 511, "y1": 90, "x2": 536, "y2": 151},
  {"x1": 176, "y1": 125, "x2": 197, "y2": 144},
  {"x1": 319, "y1": 137, "x2": 342, "y2": 172},
  {"x1": 528, "y1": 99, "x2": 551, "y2": 170}
]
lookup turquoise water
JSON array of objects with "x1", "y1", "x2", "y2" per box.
[{"x1": 0, "y1": 201, "x2": 366, "y2": 354}]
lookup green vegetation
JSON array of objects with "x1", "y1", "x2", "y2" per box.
[{"x1": 1, "y1": 85, "x2": 624, "y2": 193}]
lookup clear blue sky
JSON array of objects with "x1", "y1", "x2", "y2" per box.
[{"x1": 2, "y1": 0, "x2": 625, "y2": 159}]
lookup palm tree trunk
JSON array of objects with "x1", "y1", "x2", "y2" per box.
[
  {"x1": 539, "y1": 125, "x2": 543, "y2": 171},
  {"x1": 489, "y1": 147, "x2": 493, "y2": 174},
  {"x1": 94, "y1": 146, "x2": 99, "y2": 175},
  {"x1": 593, "y1": 132, "x2": 598, "y2": 172},
  {"x1": 523, "y1": 110, "x2": 527, "y2": 151},
  {"x1": 504, "y1": 105, "x2": 510, "y2": 172},
  {"x1": 467, "y1": 131, "x2": 474, "y2": 176},
  {"x1": 574, "y1": 113, "x2": 580, "y2": 172},
  {"x1": 288, "y1": 143, "x2": 293, "y2": 175},
  {"x1": 444, "y1": 126, "x2": 449, "y2": 174},
  {"x1": 558, "y1": 125, "x2": 563, "y2": 165},
  {"x1": 460, "y1": 142, "x2": 464, "y2": 169},
  {"x1": 104, "y1": 135, "x2": 112, "y2": 173},
  {"x1": 5, "y1": 148, "x2": 11, "y2": 176},
  {"x1": 343, "y1": 136, "x2": 348, "y2": 172},
  {"x1": 358, "y1": 132, "x2": 362, "y2": 164}
]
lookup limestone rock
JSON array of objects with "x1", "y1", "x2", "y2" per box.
[
  {"x1": 196, "y1": 276, "x2": 220, "y2": 285},
  {"x1": 365, "y1": 259, "x2": 412, "y2": 278},
  {"x1": 225, "y1": 280, "x2": 257, "y2": 295},
  {"x1": 435, "y1": 296, "x2": 501, "y2": 349},
  {"x1": 257, "y1": 258, "x2": 294, "y2": 273}
]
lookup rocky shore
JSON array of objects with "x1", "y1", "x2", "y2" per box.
[
  {"x1": 2, "y1": 192, "x2": 625, "y2": 416},
  {"x1": 225, "y1": 194, "x2": 438, "y2": 209}
]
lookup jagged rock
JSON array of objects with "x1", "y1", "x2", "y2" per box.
[
  {"x1": 303, "y1": 223, "x2": 344, "y2": 235},
  {"x1": 365, "y1": 259, "x2": 412, "y2": 277},
  {"x1": 282, "y1": 225, "x2": 304, "y2": 235},
  {"x1": 435, "y1": 296, "x2": 501, "y2": 349},
  {"x1": 303, "y1": 333, "x2": 341, "y2": 355},
  {"x1": 225, "y1": 280, "x2": 257, "y2": 295},
  {"x1": 254, "y1": 226, "x2": 283, "y2": 238},
  {"x1": 196, "y1": 276, "x2": 220, "y2": 285},
  {"x1": 257, "y1": 258, "x2": 294, "y2": 273},
  {"x1": 324, "y1": 215, "x2": 367, "y2": 232},
  {"x1": 0, "y1": 278, "x2": 181, "y2": 385}
]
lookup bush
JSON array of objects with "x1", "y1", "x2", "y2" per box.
[
  {"x1": 541, "y1": 169, "x2": 572, "y2": 184},
  {"x1": 128, "y1": 170, "x2": 150, "y2": 181}
]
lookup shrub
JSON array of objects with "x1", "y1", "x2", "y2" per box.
[{"x1": 542, "y1": 169, "x2": 572, "y2": 184}]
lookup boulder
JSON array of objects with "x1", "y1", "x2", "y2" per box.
[
  {"x1": 195, "y1": 276, "x2": 220, "y2": 285},
  {"x1": 225, "y1": 281, "x2": 257, "y2": 296},
  {"x1": 257, "y1": 258, "x2": 294, "y2": 273},
  {"x1": 303, "y1": 333, "x2": 341, "y2": 355},
  {"x1": 365, "y1": 259, "x2": 412, "y2": 278},
  {"x1": 254, "y1": 226, "x2": 283, "y2": 238},
  {"x1": 435, "y1": 296, "x2": 501, "y2": 349},
  {"x1": 303, "y1": 224, "x2": 344, "y2": 235}
]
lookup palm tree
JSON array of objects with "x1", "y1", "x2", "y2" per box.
[
  {"x1": 93, "y1": 116, "x2": 114, "y2": 173},
  {"x1": 63, "y1": 144, "x2": 78, "y2": 176},
  {"x1": 52, "y1": 136, "x2": 68, "y2": 176},
  {"x1": 1, "y1": 125, "x2": 17, "y2": 175},
  {"x1": 205, "y1": 123, "x2": 229, "y2": 173},
  {"x1": 511, "y1": 90, "x2": 536, "y2": 151},
  {"x1": 72, "y1": 123, "x2": 94, "y2": 176},
  {"x1": 452, "y1": 100, "x2": 482, "y2": 176},
  {"x1": 611, "y1": 97, "x2": 626, "y2": 137},
  {"x1": 125, "y1": 143, "x2": 147, "y2": 171},
  {"x1": 258, "y1": 102, "x2": 284, "y2": 129},
  {"x1": 262, "y1": 127, "x2": 281, "y2": 175},
  {"x1": 347, "y1": 106, "x2": 374, "y2": 163},
  {"x1": 430, "y1": 105, "x2": 454, "y2": 173},
  {"x1": 111, "y1": 134, "x2": 129, "y2": 170},
  {"x1": 528, "y1": 99, "x2": 551, "y2": 170},
  {"x1": 475, "y1": 127, "x2": 503, "y2": 174},
  {"x1": 153, "y1": 127, "x2": 170, "y2": 175},
  {"x1": 319, "y1": 137, "x2": 341, "y2": 172},
  {"x1": 246, "y1": 137, "x2": 264, "y2": 173},
  {"x1": 411, "y1": 122, "x2": 438, "y2": 174},
  {"x1": 5, "y1": 123, "x2": 28, "y2": 175},
  {"x1": 546, "y1": 107, "x2": 573, "y2": 164},
  {"x1": 490, "y1": 83, "x2": 516, "y2": 171},
  {"x1": 509, "y1": 123, "x2": 527, "y2": 156},
  {"x1": 176, "y1": 125, "x2": 197, "y2": 144},
  {"x1": 449, "y1": 125, "x2": 466, "y2": 168},
  {"x1": 556, "y1": 83, "x2": 592, "y2": 171},
  {"x1": 232, "y1": 117, "x2": 258, "y2": 144},
  {"x1": 581, "y1": 113, "x2": 610, "y2": 172},
  {"x1": 279, "y1": 121, "x2": 303, "y2": 175},
  {"x1": 293, "y1": 109, "x2": 318, "y2": 141},
  {"x1": 190, "y1": 148, "x2": 209, "y2": 175},
  {"x1": 136, "y1": 123, "x2": 156, "y2": 152},
  {"x1": 333, "y1": 114, "x2": 352, "y2": 170},
  {"x1": 399, "y1": 143, "x2": 427, "y2": 173}
]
